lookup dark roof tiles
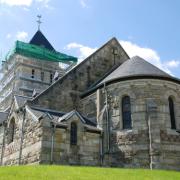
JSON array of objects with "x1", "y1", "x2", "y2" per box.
[
  {"x1": 29, "y1": 30, "x2": 55, "y2": 51},
  {"x1": 100, "y1": 56, "x2": 171, "y2": 84}
]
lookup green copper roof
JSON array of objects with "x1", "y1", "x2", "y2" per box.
[{"x1": 5, "y1": 41, "x2": 77, "y2": 63}]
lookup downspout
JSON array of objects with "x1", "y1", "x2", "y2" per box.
[
  {"x1": 146, "y1": 99, "x2": 156, "y2": 170},
  {"x1": 104, "y1": 83, "x2": 110, "y2": 153},
  {"x1": 147, "y1": 113, "x2": 153, "y2": 170},
  {"x1": 100, "y1": 131, "x2": 104, "y2": 166},
  {"x1": 50, "y1": 123, "x2": 56, "y2": 164},
  {"x1": 0, "y1": 122, "x2": 7, "y2": 166},
  {"x1": 18, "y1": 106, "x2": 26, "y2": 165},
  {"x1": 96, "y1": 89, "x2": 104, "y2": 166}
]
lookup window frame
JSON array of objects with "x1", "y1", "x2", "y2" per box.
[
  {"x1": 70, "y1": 122, "x2": 77, "y2": 145},
  {"x1": 8, "y1": 118, "x2": 15, "y2": 143},
  {"x1": 168, "y1": 96, "x2": 176, "y2": 130},
  {"x1": 31, "y1": 69, "x2": 35, "y2": 79},
  {"x1": 122, "y1": 95, "x2": 132, "y2": 129},
  {"x1": 50, "y1": 72, "x2": 53, "y2": 83},
  {"x1": 41, "y1": 71, "x2": 45, "y2": 81}
]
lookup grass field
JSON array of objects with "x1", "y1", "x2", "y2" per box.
[{"x1": 0, "y1": 165, "x2": 179, "y2": 180}]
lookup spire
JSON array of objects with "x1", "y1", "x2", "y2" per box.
[
  {"x1": 29, "y1": 31, "x2": 55, "y2": 51},
  {"x1": 37, "y1": 15, "x2": 42, "y2": 31},
  {"x1": 29, "y1": 15, "x2": 55, "y2": 51}
]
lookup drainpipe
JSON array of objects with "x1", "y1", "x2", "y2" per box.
[
  {"x1": 18, "y1": 106, "x2": 26, "y2": 165},
  {"x1": 100, "y1": 131, "x2": 104, "y2": 166},
  {"x1": 0, "y1": 122, "x2": 7, "y2": 166},
  {"x1": 104, "y1": 83, "x2": 110, "y2": 153},
  {"x1": 146, "y1": 99, "x2": 157, "y2": 170},
  {"x1": 50, "y1": 123, "x2": 56, "y2": 164},
  {"x1": 147, "y1": 112, "x2": 153, "y2": 170}
]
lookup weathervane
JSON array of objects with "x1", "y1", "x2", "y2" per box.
[{"x1": 37, "y1": 15, "x2": 42, "y2": 30}]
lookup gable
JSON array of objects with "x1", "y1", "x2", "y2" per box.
[{"x1": 29, "y1": 37, "x2": 129, "y2": 112}]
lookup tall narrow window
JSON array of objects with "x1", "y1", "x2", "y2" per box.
[
  {"x1": 70, "y1": 122, "x2": 77, "y2": 145},
  {"x1": 9, "y1": 119, "x2": 15, "y2": 143},
  {"x1": 41, "y1": 71, "x2": 44, "y2": 81},
  {"x1": 50, "y1": 72, "x2": 53, "y2": 83},
  {"x1": 168, "y1": 97, "x2": 176, "y2": 129},
  {"x1": 122, "y1": 96, "x2": 132, "y2": 129},
  {"x1": 31, "y1": 69, "x2": 35, "y2": 79}
]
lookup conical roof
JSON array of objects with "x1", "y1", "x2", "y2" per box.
[
  {"x1": 29, "y1": 30, "x2": 55, "y2": 51},
  {"x1": 100, "y1": 56, "x2": 171, "y2": 84}
]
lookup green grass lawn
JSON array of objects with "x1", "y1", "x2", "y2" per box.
[{"x1": 0, "y1": 165, "x2": 179, "y2": 180}]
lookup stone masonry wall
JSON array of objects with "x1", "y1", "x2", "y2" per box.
[
  {"x1": 0, "y1": 53, "x2": 63, "y2": 110},
  {"x1": 1, "y1": 111, "x2": 43, "y2": 165},
  {"x1": 40, "y1": 116, "x2": 101, "y2": 166},
  {"x1": 31, "y1": 38, "x2": 129, "y2": 112},
  {"x1": 82, "y1": 78, "x2": 180, "y2": 170}
]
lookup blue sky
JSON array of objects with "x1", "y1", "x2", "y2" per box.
[{"x1": 0, "y1": 0, "x2": 180, "y2": 77}]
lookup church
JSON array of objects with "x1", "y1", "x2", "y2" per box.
[{"x1": 0, "y1": 26, "x2": 180, "y2": 170}]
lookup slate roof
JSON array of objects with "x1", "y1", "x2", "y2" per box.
[
  {"x1": 99, "y1": 56, "x2": 171, "y2": 84},
  {"x1": 29, "y1": 30, "x2": 55, "y2": 51},
  {"x1": 30, "y1": 106, "x2": 65, "y2": 117},
  {"x1": 81, "y1": 56, "x2": 180, "y2": 97},
  {"x1": 29, "y1": 107, "x2": 97, "y2": 127},
  {"x1": 59, "y1": 110, "x2": 97, "y2": 127}
]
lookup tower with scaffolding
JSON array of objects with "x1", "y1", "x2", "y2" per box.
[{"x1": 0, "y1": 19, "x2": 77, "y2": 110}]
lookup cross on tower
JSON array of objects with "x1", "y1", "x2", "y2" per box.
[{"x1": 37, "y1": 15, "x2": 42, "y2": 30}]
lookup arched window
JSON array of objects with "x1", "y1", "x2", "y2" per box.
[
  {"x1": 70, "y1": 122, "x2": 77, "y2": 145},
  {"x1": 9, "y1": 118, "x2": 15, "y2": 143},
  {"x1": 122, "y1": 96, "x2": 132, "y2": 129},
  {"x1": 168, "y1": 97, "x2": 176, "y2": 129}
]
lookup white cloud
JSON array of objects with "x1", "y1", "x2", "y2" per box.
[
  {"x1": 6, "y1": 33, "x2": 12, "y2": 39},
  {"x1": 16, "y1": 31, "x2": 28, "y2": 41},
  {"x1": 0, "y1": 0, "x2": 51, "y2": 7},
  {"x1": 119, "y1": 40, "x2": 180, "y2": 75},
  {"x1": 0, "y1": 0, "x2": 33, "y2": 6},
  {"x1": 66, "y1": 43, "x2": 97, "y2": 62},
  {"x1": 165, "y1": 60, "x2": 180, "y2": 68},
  {"x1": 23, "y1": 7, "x2": 30, "y2": 11},
  {"x1": 35, "y1": 0, "x2": 51, "y2": 8},
  {"x1": 80, "y1": 0, "x2": 88, "y2": 8},
  {"x1": 66, "y1": 40, "x2": 179, "y2": 76}
]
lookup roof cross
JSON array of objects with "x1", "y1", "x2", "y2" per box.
[
  {"x1": 37, "y1": 15, "x2": 42, "y2": 30},
  {"x1": 112, "y1": 48, "x2": 118, "y2": 65}
]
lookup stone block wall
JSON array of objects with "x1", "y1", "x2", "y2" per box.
[
  {"x1": 31, "y1": 38, "x2": 129, "y2": 112},
  {"x1": 1, "y1": 111, "x2": 43, "y2": 165},
  {"x1": 0, "y1": 53, "x2": 64, "y2": 110},
  {"x1": 41, "y1": 116, "x2": 101, "y2": 166},
  {"x1": 81, "y1": 78, "x2": 180, "y2": 170},
  {"x1": 160, "y1": 130, "x2": 180, "y2": 170}
]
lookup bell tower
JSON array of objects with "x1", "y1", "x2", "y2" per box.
[{"x1": 0, "y1": 17, "x2": 77, "y2": 110}]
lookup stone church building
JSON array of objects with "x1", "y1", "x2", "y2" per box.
[{"x1": 0, "y1": 29, "x2": 179, "y2": 170}]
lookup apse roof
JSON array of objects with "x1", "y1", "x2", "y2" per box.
[
  {"x1": 81, "y1": 56, "x2": 180, "y2": 97},
  {"x1": 99, "y1": 56, "x2": 171, "y2": 84}
]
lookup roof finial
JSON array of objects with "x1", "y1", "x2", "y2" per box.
[{"x1": 37, "y1": 15, "x2": 42, "y2": 31}]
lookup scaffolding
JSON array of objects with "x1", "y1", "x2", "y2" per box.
[{"x1": 5, "y1": 41, "x2": 77, "y2": 64}]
